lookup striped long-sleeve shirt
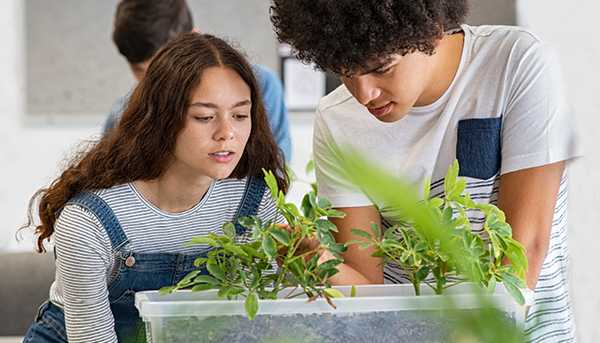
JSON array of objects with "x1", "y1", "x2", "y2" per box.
[{"x1": 49, "y1": 177, "x2": 282, "y2": 343}]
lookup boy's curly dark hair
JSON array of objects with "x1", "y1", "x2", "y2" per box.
[{"x1": 270, "y1": 0, "x2": 469, "y2": 76}]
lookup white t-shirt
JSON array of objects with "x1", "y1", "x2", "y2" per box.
[{"x1": 314, "y1": 25, "x2": 580, "y2": 342}]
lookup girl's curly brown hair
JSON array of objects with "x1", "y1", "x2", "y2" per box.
[
  {"x1": 270, "y1": 0, "x2": 468, "y2": 76},
  {"x1": 23, "y1": 33, "x2": 288, "y2": 253}
]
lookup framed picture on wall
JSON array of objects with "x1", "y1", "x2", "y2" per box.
[{"x1": 279, "y1": 44, "x2": 327, "y2": 112}]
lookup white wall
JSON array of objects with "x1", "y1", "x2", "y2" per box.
[
  {"x1": 0, "y1": 0, "x2": 315, "y2": 252},
  {"x1": 517, "y1": 1, "x2": 600, "y2": 342},
  {"x1": 1, "y1": 0, "x2": 100, "y2": 252},
  {"x1": 1, "y1": 1, "x2": 597, "y2": 341}
]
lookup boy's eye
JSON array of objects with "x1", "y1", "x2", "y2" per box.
[{"x1": 374, "y1": 66, "x2": 392, "y2": 75}]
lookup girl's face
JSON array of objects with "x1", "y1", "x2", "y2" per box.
[{"x1": 172, "y1": 66, "x2": 252, "y2": 180}]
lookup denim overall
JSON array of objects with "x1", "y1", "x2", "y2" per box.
[{"x1": 23, "y1": 177, "x2": 266, "y2": 343}]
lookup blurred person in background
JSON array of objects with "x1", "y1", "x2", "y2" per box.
[{"x1": 106, "y1": 0, "x2": 292, "y2": 161}]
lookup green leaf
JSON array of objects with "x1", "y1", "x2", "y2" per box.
[
  {"x1": 251, "y1": 272, "x2": 262, "y2": 289},
  {"x1": 218, "y1": 287, "x2": 231, "y2": 298},
  {"x1": 351, "y1": 228, "x2": 372, "y2": 240},
  {"x1": 245, "y1": 292, "x2": 259, "y2": 320},
  {"x1": 241, "y1": 244, "x2": 262, "y2": 258},
  {"x1": 308, "y1": 192, "x2": 319, "y2": 211},
  {"x1": 350, "y1": 285, "x2": 357, "y2": 298},
  {"x1": 270, "y1": 228, "x2": 291, "y2": 246},
  {"x1": 370, "y1": 223, "x2": 382, "y2": 239},
  {"x1": 328, "y1": 243, "x2": 348, "y2": 255},
  {"x1": 453, "y1": 178, "x2": 466, "y2": 199},
  {"x1": 316, "y1": 219, "x2": 338, "y2": 234},
  {"x1": 318, "y1": 259, "x2": 342, "y2": 271},
  {"x1": 443, "y1": 207, "x2": 453, "y2": 223},
  {"x1": 262, "y1": 235, "x2": 277, "y2": 260},
  {"x1": 238, "y1": 216, "x2": 257, "y2": 230},
  {"x1": 191, "y1": 283, "x2": 214, "y2": 292},
  {"x1": 186, "y1": 236, "x2": 217, "y2": 247},
  {"x1": 288, "y1": 257, "x2": 305, "y2": 276},
  {"x1": 301, "y1": 193, "x2": 314, "y2": 217},
  {"x1": 444, "y1": 161, "x2": 458, "y2": 198},
  {"x1": 284, "y1": 203, "x2": 301, "y2": 217},
  {"x1": 326, "y1": 209, "x2": 346, "y2": 218},
  {"x1": 263, "y1": 169, "x2": 279, "y2": 199},
  {"x1": 207, "y1": 262, "x2": 225, "y2": 280},
  {"x1": 222, "y1": 222, "x2": 236, "y2": 239},
  {"x1": 194, "y1": 275, "x2": 220, "y2": 285},
  {"x1": 228, "y1": 286, "x2": 245, "y2": 297},
  {"x1": 159, "y1": 286, "x2": 176, "y2": 295},
  {"x1": 371, "y1": 250, "x2": 386, "y2": 258},
  {"x1": 422, "y1": 177, "x2": 432, "y2": 200},
  {"x1": 429, "y1": 197, "x2": 444, "y2": 209},
  {"x1": 346, "y1": 240, "x2": 372, "y2": 250},
  {"x1": 224, "y1": 243, "x2": 249, "y2": 258},
  {"x1": 503, "y1": 280, "x2": 525, "y2": 305},
  {"x1": 177, "y1": 270, "x2": 202, "y2": 287},
  {"x1": 415, "y1": 266, "x2": 431, "y2": 281},
  {"x1": 193, "y1": 257, "x2": 207, "y2": 267},
  {"x1": 324, "y1": 288, "x2": 344, "y2": 298},
  {"x1": 317, "y1": 197, "x2": 332, "y2": 209},
  {"x1": 305, "y1": 159, "x2": 315, "y2": 174}
]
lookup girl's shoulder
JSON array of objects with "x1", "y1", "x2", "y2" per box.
[{"x1": 59, "y1": 183, "x2": 136, "y2": 227}]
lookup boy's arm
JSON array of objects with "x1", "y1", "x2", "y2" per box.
[
  {"x1": 498, "y1": 161, "x2": 565, "y2": 289},
  {"x1": 326, "y1": 205, "x2": 384, "y2": 285}
]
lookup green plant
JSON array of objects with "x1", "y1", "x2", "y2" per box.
[
  {"x1": 346, "y1": 159, "x2": 528, "y2": 303},
  {"x1": 329, "y1": 149, "x2": 530, "y2": 342},
  {"x1": 161, "y1": 169, "x2": 346, "y2": 319}
]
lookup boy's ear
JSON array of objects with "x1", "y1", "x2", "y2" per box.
[{"x1": 192, "y1": 27, "x2": 201, "y2": 34}]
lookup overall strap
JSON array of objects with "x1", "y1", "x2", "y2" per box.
[
  {"x1": 234, "y1": 175, "x2": 267, "y2": 235},
  {"x1": 67, "y1": 192, "x2": 129, "y2": 252}
]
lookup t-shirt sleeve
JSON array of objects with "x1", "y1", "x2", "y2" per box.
[
  {"x1": 54, "y1": 205, "x2": 118, "y2": 343},
  {"x1": 501, "y1": 41, "x2": 581, "y2": 174},
  {"x1": 313, "y1": 108, "x2": 373, "y2": 208}
]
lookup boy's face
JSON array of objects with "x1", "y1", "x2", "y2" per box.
[
  {"x1": 129, "y1": 59, "x2": 152, "y2": 82},
  {"x1": 340, "y1": 52, "x2": 433, "y2": 123}
]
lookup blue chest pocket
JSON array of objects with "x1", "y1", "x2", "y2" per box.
[{"x1": 456, "y1": 117, "x2": 502, "y2": 179}]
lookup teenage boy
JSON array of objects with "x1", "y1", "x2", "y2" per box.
[
  {"x1": 106, "y1": 0, "x2": 292, "y2": 161},
  {"x1": 271, "y1": 1, "x2": 580, "y2": 341}
]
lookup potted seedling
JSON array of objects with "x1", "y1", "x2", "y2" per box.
[
  {"x1": 349, "y1": 160, "x2": 528, "y2": 304},
  {"x1": 159, "y1": 169, "x2": 348, "y2": 316},
  {"x1": 135, "y1": 158, "x2": 528, "y2": 343}
]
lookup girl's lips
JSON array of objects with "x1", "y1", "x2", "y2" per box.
[
  {"x1": 209, "y1": 152, "x2": 235, "y2": 163},
  {"x1": 367, "y1": 103, "x2": 392, "y2": 118}
]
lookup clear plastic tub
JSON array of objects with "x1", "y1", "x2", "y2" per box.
[{"x1": 135, "y1": 283, "x2": 523, "y2": 343}]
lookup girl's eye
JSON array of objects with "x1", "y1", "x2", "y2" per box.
[
  {"x1": 193, "y1": 116, "x2": 213, "y2": 122},
  {"x1": 233, "y1": 114, "x2": 249, "y2": 120}
]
